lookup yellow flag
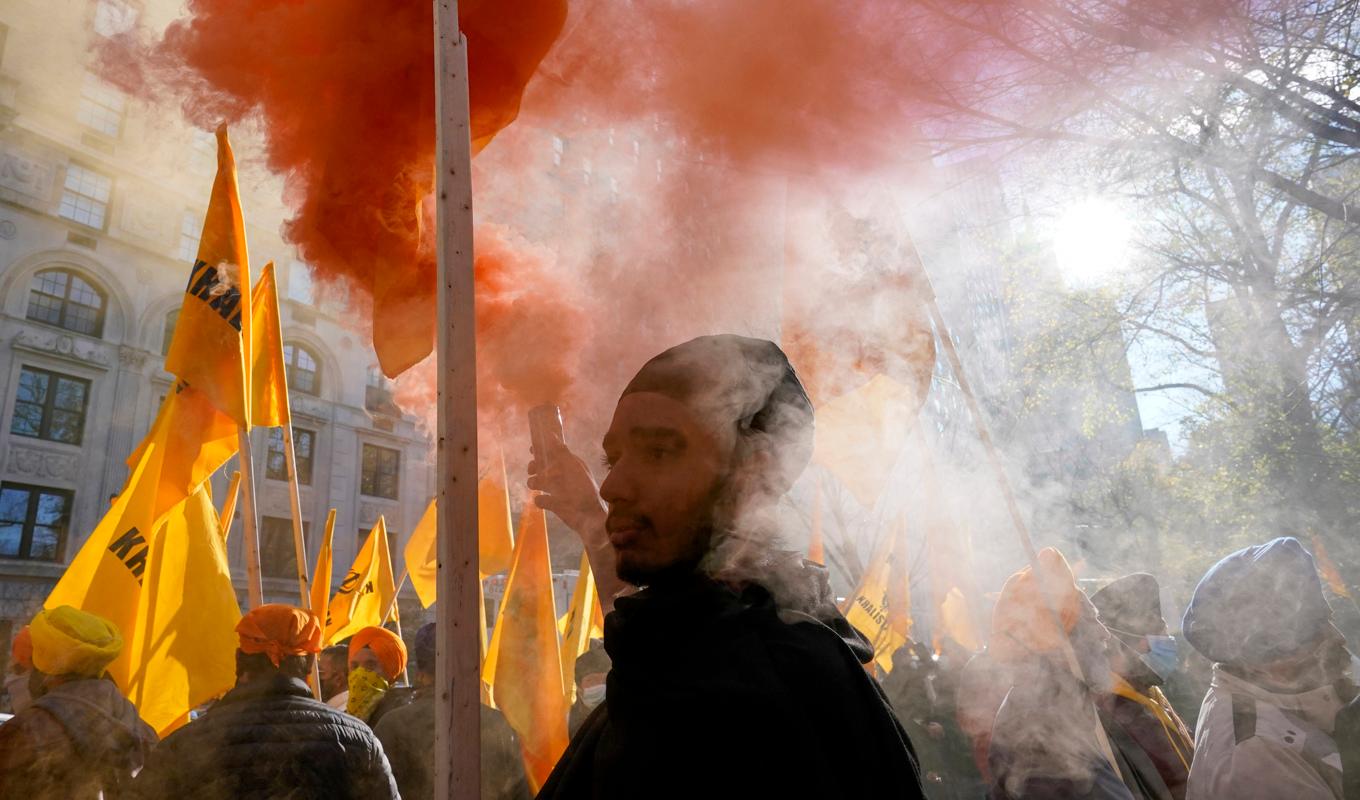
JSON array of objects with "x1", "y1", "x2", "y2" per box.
[
  {"x1": 813, "y1": 374, "x2": 918, "y2": 508},
  {"x1": 406, "y1": 459, "x2": 517, "y2": 608},
  {"x1": 325, "y1": 516, "x2": 396, "y2": 645},
  {"x1": 311, "y1": 509, "x2": 336, "y2": 621},
  {"x1": 405, "y1": 500, "x2": 438, "y2": 608},
  {"x1": 164, "y1": 126, "x2": 252, "y2": 427},
  {"x1": 558, "y1": 551, "x2": 602, "y2": 704},
  {"x1": 47, "y1": 447, "x2": 241, "y2": 734},
  {"x1": 480, "y1": 449, "x2": 515, "y2": 575},
  {"x1": 843, "y1": 516, "x2": 912, "y2": 672},
  {"x1": 126, "y1": 383, "x2": 238, "y2": 524},
  {"x1": 486, "y1": 506, "x2": 569, "y2": 791},
  {"x1": 250, "y1": 262, "x2": 289, "y2": 428}
]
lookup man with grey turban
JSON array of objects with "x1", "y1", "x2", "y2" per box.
[
  {"x1": 531, "y1": 335, "x2": 924, "y2": 799},
  {"x1": 1181, "y1": 537, "x2": 1356, "y2": 800}
]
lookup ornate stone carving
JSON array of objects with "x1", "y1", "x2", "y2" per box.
[
  {"x1": 117, "y1": 184, "x2": 178, "y2": 249},
  {"x1": 13, "y1": 328, "x2": 111, "y2": 367},
  {"x1": 0, "y1": 146, "x2": 55, "y2": 210},
  {"x1": 7, "y1": 444, "x2": 80, "y2": 481},
  {"x1": 117, "y1": 346, "x2": 151, "y2": 370}
]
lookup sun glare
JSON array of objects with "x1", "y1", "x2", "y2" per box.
[{"x1": 1052, "y1": 197, "x2": 1133, "y2": 288}]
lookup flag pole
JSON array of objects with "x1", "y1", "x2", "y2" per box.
[
  {"x1": 281, "y1": 426, "x2": 314, "y2": 608},
  {"x1": 384, "y1": 568, "x2": 411, "y2": 686},
  {"x1": 218, "y1": 470, "x2": 242, "y2": 540},
  {"x1": 433, "y1": 2, "x2": 481, "y2": 799},
  {"x1": 237, "y1": 430, "x2": 264, "y2": 608}
]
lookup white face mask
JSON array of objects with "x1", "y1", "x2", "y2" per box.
[
  {"x1": 5, "y1": 672, "x2": 31, "y2": 714},
  {"x1": 580, "y1": 684, "x2": 606, "y2": 708}
]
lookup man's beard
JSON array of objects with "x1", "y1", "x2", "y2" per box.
[{"x1": 614, "y1": 481, "x2": 728, "y2": 587}]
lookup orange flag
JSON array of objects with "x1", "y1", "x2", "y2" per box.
[
  {"x1": 164, "y1": 126, "x2": 252, "y2": 426},
  {"x1": 486, "y1": 505, "x2": 569, "y2": 791},
  {"x1": 1312, "y1": 536, "x2": 1352, "y2": 598}
]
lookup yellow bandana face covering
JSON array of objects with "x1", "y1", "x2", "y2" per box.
[{"x1": 346, "y1": 666, "x2": 389, "y2": 721}]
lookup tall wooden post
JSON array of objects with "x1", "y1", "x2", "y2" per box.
[
  {"x1": 237, "y1": 430, "x2": 264, "y2": 608},
  {"x1": 282, "y1": 426, "x2": 313, "y2": 607},
  {"x1": 433, "y1": 2, "x2": 481, "y2": 799}
]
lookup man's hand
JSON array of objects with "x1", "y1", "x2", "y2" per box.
[{"x1": 527, "y1": 437, "x2": 607, "y2": 537}]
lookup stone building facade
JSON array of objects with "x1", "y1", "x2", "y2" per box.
[{"x1": 0, "y1": 0, "x2": 434, "y2": 652}]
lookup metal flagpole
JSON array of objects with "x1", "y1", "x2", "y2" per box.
[
  {"x1": 433, "y1": 2, "x2": 481, "y2": 798},
  {"x1": 237, "y1": 430, "x2": 264, "y2": 609}
]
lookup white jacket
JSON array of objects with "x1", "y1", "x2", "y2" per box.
[{"x1": 1187, "y1": 665, "x2": 1344, "y2": 800}]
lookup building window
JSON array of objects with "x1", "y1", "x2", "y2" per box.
[
  {"x1": 57, "y1": 164, "x2": 113, "y2": 229},
  {"x1": 287, "y1": 260, "x2": 315, "y2": 304},
  {"x1": 283, "y1": 343, "x2": 320, "y2": 396},
  {"x1": 27, "y1": 269, "x2": 106, "y2": 337},
  {"x1": 11, "y1": 366, "x2": 91, "y2": 445},
  {"x1": 0, "y1": 483, "x2": 72, "y2": 562},
  {"x1": 93, "y1": 0, "x2": 139, "y2": 37},
  {"x1": 161, "y1": 309, "x2": 179, "y2": 356},
  {"x1": 77, "y1": 73, "x2": 125, "y2": 138},
  {"x1": 260, "y1": 516, "x2": 308, "y2": 580},
  {"x1": 178, "y1": 209, "x2": 201, "y2": 263},
  {"x1": 265, "y1": 426, "x2": 315, "y2": 485},
  {"x1": 360, "y1": 444, "x2": 400, "y2": 499}
]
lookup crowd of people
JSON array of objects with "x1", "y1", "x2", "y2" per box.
[{"x1": 0, "y1": 334, "x2": 1357, "y2": 800}]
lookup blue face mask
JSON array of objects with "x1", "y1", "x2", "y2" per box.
[{"x1": 1141, "y1": 634, "x2": 1178, "y2": 680}]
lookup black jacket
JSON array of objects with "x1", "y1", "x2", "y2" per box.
[
  {"x1": 537, "y1": 574, "x2": 925, "y2": 799},
  {"x1": 130, "y1": 674, "x2": 398, "y2": 800}
]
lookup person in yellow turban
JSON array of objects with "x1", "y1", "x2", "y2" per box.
[
  {"x1": 0, "y1": 606, "x2": 156, "y2": 799},
  {"x1": 346, "y1": 625, "x2": 409, "y2": 725},
  {"x1": 130, "y1": 604, "x2": 398, "y2": 798}
]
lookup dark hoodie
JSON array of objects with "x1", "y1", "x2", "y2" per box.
[
  {"x1": 0, "y1": 676, "x2": 157, "y2": 800},
  {"x1": 536, "y1": 571, "x2": 924, "y2": 800}
]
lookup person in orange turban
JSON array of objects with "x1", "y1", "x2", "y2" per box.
[
  {"x1": 347, "y1": 626, "x2": 408, "y2": 724},
  {"x1": 129, "y1": 604, "x2": 400, "y2": 797}
]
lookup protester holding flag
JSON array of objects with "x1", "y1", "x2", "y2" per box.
[
  {"x1": 130, "y1": 604, "x2": 397, "y2": 799},
  {"x1": 0, "y1": 607, "x2": 156, "y2": 800},
  {"x1": 375, "y1": 622, "x2": 530, "y2": 800},
  {"x1": 347, "y1": 625, "x2": 408, "y2": 725},
  {"x1": 530, "y1": 334, "x2": 924, "y2": 798}
]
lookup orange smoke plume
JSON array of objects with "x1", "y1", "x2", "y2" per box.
[{"x1": 102, "y1": 0, "x2": 566, "y2": 377}]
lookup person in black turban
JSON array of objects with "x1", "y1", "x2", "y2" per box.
[{"x1": 532, "y1": 334, "x2": 925, "y2": 799}]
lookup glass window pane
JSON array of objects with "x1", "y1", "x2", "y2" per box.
[
  {"x1": 17, "y1": 369, "x2": 48, "y2": 405},
  {"x1": 48, "y1": 411, "x2": 82, "y2": 444},
  {"x1": 295, "y1": 429, "x2": 313, "y2": 458},
  {"x1": 53, "y1": 377, "x2": 87, "y2": 411},
  {"x1": 0, "y1": 523, "x2": 21, "y2": 558},
  {"x1": 0, "y1": 487, "x2": 31, "y2": 524},
  {"x1": 34, "y1": 492, "x2": 69, "y2": 526},
  {"x1": 29, "y1": 526, "x2": 59, "y2": 561},
  {"x1": 10, "y1": 405, "x2": 42, "y2": 437}
]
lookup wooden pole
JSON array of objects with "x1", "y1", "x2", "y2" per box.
[
  {"x1": 433, "y1": 2, "x2": 480, "y2": 799},
  {"x1": 237, "y1": 430, "x2": 264, "y2": 609},
  {"x1": 384, "y1": 569, "x2": 411, "y2": 686},
  {"x1": 903, "y1": 234, "x2": 1120, "y2": 772},
  {"x1": 282, "y1": 425, "x2": 314, "y2": 608},
  {"x1": 218, "y1": 470, "x2": 241, "y2": 541}
]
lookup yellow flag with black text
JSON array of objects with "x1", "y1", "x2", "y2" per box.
[
  {"x1": 843, "y1": 516, "x2": 912, "y2": 672},
  {"x1": 325, "y1": 516, "x2": 396, "y2": 645},
  {"x1": 46, "y1": 447, "x2": 241, "y2": 734},
  {"x1": 164, "y1": 126, "x2": 252, "y2": 427},
  {"x1": 558, "y1": 550, "x2": 603, "y2": 704}
]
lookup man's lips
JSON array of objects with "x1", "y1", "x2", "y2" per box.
[{"x1": 607, "y1": 521, "x2": 646, "y2": 548}]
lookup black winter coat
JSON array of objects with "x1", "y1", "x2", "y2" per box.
[
  {"x1": 130, "y1": 674, "x2": 398, "y2": 800},
  {"x1": 536, "y1": 574, "x2": 925, "y2": 800}
]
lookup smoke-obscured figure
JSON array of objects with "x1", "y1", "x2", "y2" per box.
[
  {"x1": 1181, "y1": 538, "x2": 1356, "y2": 800},
  {"x1": 3, "y1": 625, "x2": 32, "y2": 714},
  {"x1": 530, "y1": 335, "x2": 925, "y2": 798},
  {"x1": 567, "y1": 641, "x2": 611, "y2": 737},
  {"x1": 131, "y1": 604, "x2": 398, "y2": 799},
  {"x1": 1091, "y1": 574, "x2": 1195, "y2": 799},
  {"x1": 0, "y1": 607, "x2": 155, "y2": 800},
  {"x1": 374, "y1": 622, "x2": 530, "y2": 800},
  {"x1": 987, "y1": 548, "x2": 1134, "y2": 800}
]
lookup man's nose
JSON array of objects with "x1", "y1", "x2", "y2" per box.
[{"x1": 599, "y1": 460, "x2": 632, "y2": 507}]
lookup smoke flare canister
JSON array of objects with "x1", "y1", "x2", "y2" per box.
[{"x1": 529, "y1": 404, "x2": 565, "y2": 467}]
